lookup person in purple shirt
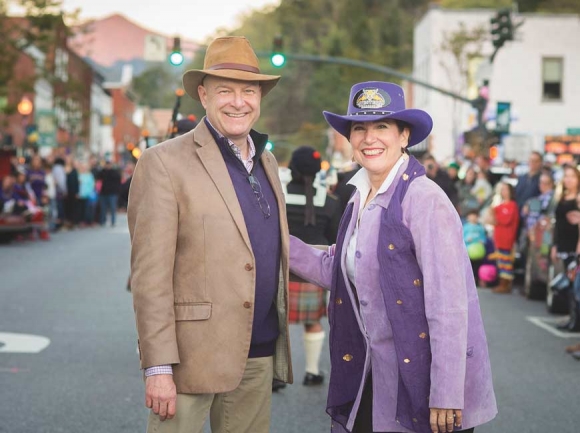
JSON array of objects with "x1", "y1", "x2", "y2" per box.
[
  {"x1": 26, "y1": 155, "x2": 46, "y2": 205},
  {"x1": 290, "y1": 82, "x2": 497, "y2": 433}
]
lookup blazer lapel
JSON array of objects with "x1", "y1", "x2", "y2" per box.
[{"x1": 194, "y1": 122, "x2": 252, "y2": 252}]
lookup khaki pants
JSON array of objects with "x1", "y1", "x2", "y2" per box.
[{"x1": 147, "y1": 357, "x2": 274, "y2": 433}]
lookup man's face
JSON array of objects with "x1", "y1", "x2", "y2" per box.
[
  {"x1": 528, "y1": 153, "x2": 542, "y2": 173},
  {"x1": 198, "y1": 76, "x2": 261, "y2": 142}
]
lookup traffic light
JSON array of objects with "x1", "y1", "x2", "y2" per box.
[
  {"x1": 270, "y1": 35, "x2": 285, "y2": 68},
  {"x1": 490, "y1": 8, "x2": 513, "y2": 50},
  {"x1": 169, "y1": 36, "x2": 184, "y2": 66}
]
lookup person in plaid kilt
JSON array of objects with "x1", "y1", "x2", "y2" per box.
[{"x1": 284, "y1": 146, "x2": 341, "y2": 386}]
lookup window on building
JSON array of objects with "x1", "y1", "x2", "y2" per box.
[
  {"x1": 542, "y1": 58, "x2": 563, "y2": 101},
  {"x1": 53, "y1": 48, "x2": 69, "y2": 82}
]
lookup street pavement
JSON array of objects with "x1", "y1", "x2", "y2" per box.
[{"x1": 1, "y1": 215, "x2": 579, "y2": 433}]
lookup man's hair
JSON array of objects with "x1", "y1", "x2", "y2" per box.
[{"x1": 422, "y1": 153, "x2": 435, "y2": 163}]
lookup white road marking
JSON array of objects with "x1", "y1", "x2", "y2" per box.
[
  {"x1": 526, "y1": 316, "x2": 580, "y2": 338},
  {"x1": 0, "y1": 332, "x2": 50, "y2": 353}
]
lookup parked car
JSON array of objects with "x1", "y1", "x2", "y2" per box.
[{"x1": 0, "y1": 213, "x2": 32, "y2": 243}]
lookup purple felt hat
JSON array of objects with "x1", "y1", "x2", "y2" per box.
[{"x1": 323, "y1": 81, "x2": 433, "y2": 147}]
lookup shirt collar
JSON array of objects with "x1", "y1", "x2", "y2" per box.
[
  {"x1": 205, "y1": 117, "x2": 256, "y2": 161},
  {"x1": 347, "y1": 154, "x2": 408, "y2": 207}
]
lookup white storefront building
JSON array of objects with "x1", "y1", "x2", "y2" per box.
[
  {"x1": 89, "y1": 75, "x2": 114, "y2": 158},
  {"x1": 412, "y1": 6, "x2": 580, "y2": 163}
]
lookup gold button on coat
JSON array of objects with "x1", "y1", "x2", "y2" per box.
[
  {"x1": 396, "y1": 300, "x2": 403, "y2": 305},
  {"x1": 413, "y1": 418, "x2": 418, "y2": 423},
  {"x1": 343, "y1": 354, "x2": 353, "y2": 362},
  {"x1": 402, "y1": 173, "x2": 409, "y2": 181},
  {"x1": 419, "y1": 332, "x2": 427, "y2": 339},
  {"x1": 403, "y1": 358, "x2": 411, "y2": 363},
  {"x1": 388, "y1": 244, "x2": 395, "y2": 250},
  {"x1": 336, "y1": 298, "x2": 343, "y2": 305},
  {"x1": 413, "y1": 279, "x2": 421, "y2": 286}
]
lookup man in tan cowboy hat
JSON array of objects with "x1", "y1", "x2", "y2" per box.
[{"x1": 128, "y1": 36, "x2": 292, "y2": 433}]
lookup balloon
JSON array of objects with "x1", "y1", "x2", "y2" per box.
[
  {"x1": 467, "y1": 242, "x2": 486, "y2": 261},
  {"x1": 478, "y1": 264, "x2": 497, "y2": 283}
]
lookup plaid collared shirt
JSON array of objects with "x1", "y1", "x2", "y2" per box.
[{"x1": 206, "y1": 118, "x2": 256, "y2": 173}]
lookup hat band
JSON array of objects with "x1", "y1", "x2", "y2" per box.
[
  {"x1": 207, "y1": 62, "x2": 260, "y2": 74},
  {"x1": 350, "y1": 110, "x2": 394, "y2": 116}
]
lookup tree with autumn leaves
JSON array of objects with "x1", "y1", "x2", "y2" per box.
[
  {"x1": 173, "y1": 0, "x2": 580, "y2": 161},
  {"x1": 0, "y1": 0, "x2": 88, "y2": 141}
]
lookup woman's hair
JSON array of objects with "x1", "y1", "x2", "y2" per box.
[
  {"x1": 501, "y1": 181, "x2": 515, "y2": 201},
  {"x1": 463, "y1": 167, "x2": 477, "y2": 185},
  {"x1": 560, "y1": 164, "x2": 580, "y2": 200},
  {"x1": 394, "y1": 120, "x2": 412, "y2": 155}
]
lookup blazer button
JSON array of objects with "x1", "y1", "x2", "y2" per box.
[
  {"x1": 419, "y1": 332, "x2": 427, "y2": 339},
  {"x1": 245, "y1": 263, "x2": 253, "y2": 271},
  {"x1": 413, "y1": 279, "x2": 421, "y2": 286},
  {"x1": 343, "y1": 354, "x2": 353, "y2": 362},
  {"x1": 388, "y1": 244, "x2": 395, "y2": 250},
  {"x1": 396, "y1": 300, "x2": 403, "y2": 305},
  {"x1": 336, "y1": 298, "x2": 343, "y2": 305},
  {"x1": 243, "y1": 301, "x2": 252, "y2": 309},
  {"x1": 402, "y1": 173, "x2": 409, "y2": 181},
  {"x1": 403, "y1": 358, "x2": 411, "y2": 363}
]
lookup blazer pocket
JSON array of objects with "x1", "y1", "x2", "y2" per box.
[{"x1": 174, "y1": 303, "x2": 212, "y2": 321}]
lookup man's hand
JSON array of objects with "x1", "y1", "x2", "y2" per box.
[
  {"x1": 145, "y1": 374, "x2": 177, "y2": 421},
  {"x1": 429, "y1": 408, "x2": 462, "y2": 433}
]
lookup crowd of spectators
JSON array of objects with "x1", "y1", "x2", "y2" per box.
[
  {"x1": 1, "y1": 149, "x2": 133, "y2": 241},
  {"x1": 419, "y1": 147, "x2": 580, "y2": 357}
]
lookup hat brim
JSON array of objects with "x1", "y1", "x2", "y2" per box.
[
  {"x1": 323, "y1": 109, "x2": 433, "y2": 148},
  {"x1": 183, "y1": 69, "x2": 281, "y2": 101}
]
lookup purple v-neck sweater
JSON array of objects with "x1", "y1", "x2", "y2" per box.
[{"x1": 206, "y1": 121, "x2": 281, "y2": 358}]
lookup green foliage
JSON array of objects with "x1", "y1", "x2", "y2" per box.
[
  {"x1": 218, "y1": 0, "x2": 431, "y2": 160},
  {"x1": 0, "y1": 0, "x2": 79, "y2": 95},
  {"x1": 441, "y1": 0, "x2": 511, "y2": 8},
  {"x1": 439, "y1": 22, "x2": 488, "y2": 92},
  {"x1": 174, "y1": 0, "x2": 579, "y2": 162},
  {"x1": 0, "y1": 0, "x2": 91, "y2": 141},
  {"x1": 131, "y1": 64, "x2": 182, "y2": 109}
]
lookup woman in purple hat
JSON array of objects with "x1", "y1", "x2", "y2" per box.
[{"x1": 290, "y1": 82, "x2": 497, "y2": 433}]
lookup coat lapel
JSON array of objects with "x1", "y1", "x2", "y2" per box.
[{"x1": 194, "y1": 122, "x2": 252, "y2": 252}]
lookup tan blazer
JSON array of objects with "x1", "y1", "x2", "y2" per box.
[{"x1": 128, "y1": 120, "x2": 292, "y2": 394}]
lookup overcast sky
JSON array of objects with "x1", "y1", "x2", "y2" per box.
[{"x1": 60, "y1": 0, "x2": 280, "y2": 41}]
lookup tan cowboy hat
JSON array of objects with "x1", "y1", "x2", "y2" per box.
[{"x1": 183, "y1": 36, "x2": 281, "y2": 101}]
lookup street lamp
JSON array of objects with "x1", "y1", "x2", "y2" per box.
[
  {"x1": 17, "y1": 96, "x2": 33, "y2": 116},
  {"x1": 17, "y1": 96, "x2": 33, "y2": 157}
]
